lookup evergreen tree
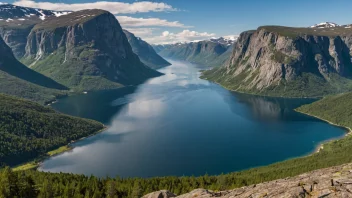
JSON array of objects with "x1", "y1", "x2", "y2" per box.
[{"x1": 131, "y1": 181, "x2": 142, "y2": 198}]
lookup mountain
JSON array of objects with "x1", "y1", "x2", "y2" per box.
[
  {"x1": 202, "y1": 25, "x2": 352, "y2": 97},
  {"x1": 0, "y1": 4, "x2": 70, "y2": 58},
  {"x1": 123, "y1": 30, "x2": 171, "y2": 69},
  {"x1": 20, "y1": 9, "x2": 162, "y2": 91},
  {"x1": 154, "y1": 37, "x2": 235, "y2": 67},
  {"x1": 0, "y1": 93, "x2": 104, "y2": 166},
  {"x1": 310, "y1": 22, "x2": 340, "y2": 28},
  {"x1": 0, "y1": 34, "x2": 67, "y2": 103},
  {"x1": 209, "y1": 36, "x2": 237, "y2": 46}
]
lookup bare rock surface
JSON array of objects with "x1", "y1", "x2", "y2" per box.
[
  {"x1": 143, "y1": 190, "x2": 176, "y2": 198},
  {"x1": 144, "y1": 163, "x2": 352, "y2": 198}
]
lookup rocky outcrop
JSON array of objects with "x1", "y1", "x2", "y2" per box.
[
  {"x1": 123, "y1": 30, "x2": 170, "y2": 69},
  {"x1": 143, "y1": 190, "x2": 176, "y2": 198},
  {"x1": 155, "y1": 39, "x2": 234, "y2": 67},
  {"x1": 0, "y1": 25, "x2": 34, "y2": 58},
  {"x1": 144, "y1": 163, "x2": 352, "y2": 197},
  {"x1": 22, "y1": 9, "x2": 161, "y2": 91},
  {"x1": 202, "y1": 26, "x2": 352, "y2": 97}
]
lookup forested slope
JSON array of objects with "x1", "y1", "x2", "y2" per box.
[{"x1": 0, "y1": 94, "x2": 104, "y2": 166}]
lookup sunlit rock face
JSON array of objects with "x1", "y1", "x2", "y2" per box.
[{"x1": 202, "y1": 26, "x2": 352, "y2": 97}]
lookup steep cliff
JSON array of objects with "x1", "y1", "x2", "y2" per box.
[
  {"x1": 202, "y1": 26, "x2": 352, "y2": 97},
  {"x1": 155, "y1": 38, "x2": 235, "y2": 67},
  {"x1": 0, "y1": 4, "x2": 70, "y2": 58},
  {"x1": 21, "y1": 9, "x2": 161, "y2": 91},
  {"x1": 123, "y1": 30, "x2": 170, "y2": 69},
  {"x1": 0, "y1": 34, "x2": 67, "y2": 103}
]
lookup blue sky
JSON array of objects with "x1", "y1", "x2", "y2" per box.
[{"x1": 4, "y1": 0, "x2": 352, "y2": 43}]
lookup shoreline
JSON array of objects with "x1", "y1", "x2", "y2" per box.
[
  {"x1": 200, "y1": 76, "x2": 324, "y2": 99},
  {"x1": 295, "y1": 109, "x2": 352, "y2": 154},
  {"x1": 202, "y1": 75, "x2": 352, "y2": 158},
  {"x1": 13, "y1": 126, "x2": 108, "y2": 172}
]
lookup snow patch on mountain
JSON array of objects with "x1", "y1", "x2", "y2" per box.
[
  {"x1": 53, "y1": 11, "x2": 71, "y2": 17},
  {"x1": 209, "y1": 36, "x2": 237, "y2": 45},
  {"x1": 0, "y1": 4, "x2": 70, "y2": 20},
  {"x1": 310, "y1": 22, "x2": 340, "y2": 28}
]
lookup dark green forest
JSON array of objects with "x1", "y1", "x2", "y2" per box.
[{"x1": 0, "y1": 94, "x2": 104, "y2": 166}]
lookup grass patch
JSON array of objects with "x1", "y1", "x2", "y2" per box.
[
  {"x1": 12, "y1": 162, "x2": 39, "y2": 172},
  {"x1": 47, "y1": 145, "x2": 72, "y2": 157}
]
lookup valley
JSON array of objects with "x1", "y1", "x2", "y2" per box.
[{"x1": 154, "y1": 37, "x2": 235, "y2": 68}]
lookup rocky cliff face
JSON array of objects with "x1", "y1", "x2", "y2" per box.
[
  {"x1": 0, "y1": 34, "x2": 67, "y2": 103},
  {"x1": 123, "y1": 30, "x2": 170, "y2": 69},
  {"x1": 143, "y1": 163, "x2": 352, "y2": 197},
  {"x1": 22, "y1": 9, "x2": 161, "y2": 91},
  {"x1": 0, "y1": 25, "x2": 34, "y2": 59},
  {"x1": 202, "y1": 26, "x2": 352, "y2": 97},
  {"x1": 0, "y1": 4, "x2": 70, "y2": 58},
  {"x1": 155, "y1": 39, "x2": 234, "y2": 67},
  {"x1": 0, "y1": 35, "x2": 66, "y2": 90}
]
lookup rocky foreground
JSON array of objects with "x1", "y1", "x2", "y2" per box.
[{"x1": 143, "y1": 163, "x2": 352, "y2": 198}]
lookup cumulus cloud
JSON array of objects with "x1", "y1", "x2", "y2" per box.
[
  {"x1": 116, "y1": 16, "x2": 191, "y2": 28},
  {"x1": 124, "y1": 28, "x2": 156, "y2": 37},
  {"x1": 223, "y1": 35, "x2": 239, "y2": 41},
  {"x1": 144, "y1": 30, "x2": 216, "y2": 44},
  {"x1": 13, "y1": 0, "x2": 177, "y2": 14}
]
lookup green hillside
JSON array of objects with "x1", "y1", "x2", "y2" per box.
[
  {"x1": 0, "y1": 94, "x2": 104, "y2": 166},
  {"x1": 297, "y1": 92, "x2": 352, "y2": 130}
]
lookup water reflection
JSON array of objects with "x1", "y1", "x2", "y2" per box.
[
  {"x1": 42, "y1": 59, "x2": 346, "y2": 178},
  {"x1": 223, "y1": 92, "x2": 318, "y2": 122}
]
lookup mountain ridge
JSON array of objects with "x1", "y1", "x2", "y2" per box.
[
  {"x1": 154, "y1": 38, "x2": 235, "y2": 67},
  {"x1": 123, "y1": 29, "x2": 171, "y2": 69},
  {"x1": 20, "y1": 9, "x2": 162, "y2": 91},
  {"x1": 201, "y1": 25, "x2": 352, "y2": 97}
]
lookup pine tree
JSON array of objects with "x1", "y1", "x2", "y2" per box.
[
  {"x1": 131, "y1": 181, "x2": 143, "y2": 198},
  {"x1": 106, "y1": 181, "x2": 117, "y2": 198},
  {"x1": 0, "y1": 167, "x2": 19, "y2": 197}
]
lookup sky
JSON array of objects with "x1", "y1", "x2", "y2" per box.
[{"x1": 2, "y1": 0, "x2": 352, "y2": 44}]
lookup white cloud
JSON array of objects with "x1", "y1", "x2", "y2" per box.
[
  {"x1": 144, "y1": 30, "x2": 216, "y2": 44},
  {"x1": 223, "y1": 35, "x2": 239, "y2": 41},
  {"x1": 124, "y1": 27, "x2": 156, "y2": 37},
  {"x1": 116, "y1": 16, "x2": 190, "y2": 28},
  {"x1": 13, "y1": 0, "x2": 177, "y2": 14}
]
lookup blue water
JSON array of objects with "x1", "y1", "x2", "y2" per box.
[{"x1": 39, "y1": 59, "x2": 346, "y2": 178}]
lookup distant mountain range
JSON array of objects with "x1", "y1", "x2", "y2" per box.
[
  {"x1": 0, "y1": 4, "x2": 71, "y2": 58},
  {"x1": 153, "y1": 37, "x2": 236, "y2": 67},
  {"x1": 310, "y1": 22, "x2": 340, "y2": 28}
]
